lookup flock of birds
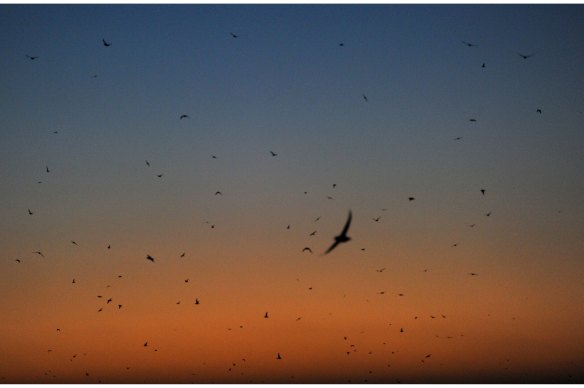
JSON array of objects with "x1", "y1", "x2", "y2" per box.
[{"x1": 6, "y1": 29, "x2": 565, "y2": 384}]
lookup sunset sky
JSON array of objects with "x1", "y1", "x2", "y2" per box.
[{"x1": 1, "y1": 3, "x2": 584, "y2": 383}]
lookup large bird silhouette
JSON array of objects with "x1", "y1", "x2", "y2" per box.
[{"x1": 324, "y1": 210, "x2": 352, "y2": 254}]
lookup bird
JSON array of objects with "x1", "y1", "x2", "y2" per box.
[
  {"x1": 332, "y1": 183, "x2": 337, "y2": 188},
  {"x1": 211, "y1": 155, "x2": 217, "y2": 159},
  {"x1": 195, "y1": 298, "x2": 200, "y2": 305},
  {"x1": 451, "y1": 243, "x2": 459, "y2": 247},
  {"x1": 480, "y1": 189, "x2": 485, "y2": 195},
  {"x1": 144, "y1": 341, "x2": 148, "y2": 347},
  {"x1": 118, "y1": 304, "x2": 122, "y2": 309},
  {"x1": 28, "y1": 208, "x2": 33, "y2": 215},
  {"x1": 276, "y1": 353, "x2": 282, "y2": 360},
  {"x1": 25, "y1": 54, "x2": 39, "y2": 60},
  {"x1": 469, "y1": 272, "x2": 479, "y2": 276},
  {"x1": 302, "y1": 247, "x2": 313, "y2": 253},
  {"x1": 102, "y1": 38, "x2": 111, "y2": 47},
  {"x1": 536, "y1": 108, "x2": 542, "y2": 114},
  {"x1": 146, "y1": 254, "x2": 155, "y2": 262},
  {"x1": 362, "y1": 94, "x2": 368, "y2": 102},
  {"x1": 179, "y1": 114, "x2": 189, "y2": 120},
  {"x1": 264, "y1": 312, "x2": 269, "y2": 318},
  {"x1": 469, "y1": 223, "x2": 476, "y2": 228},
  {"x1": 184, "y1": 279, "x2": 189, "y2": 283},
  {"x1": 485, "y1": 211, "x2": 492, "y2": 217},
  {"x1": 454, "y1": 136, "x2": 463, "y2": 140},
  {"x1": 156, "y1": 174, "x2": 163, "y2": 178},
  {"x1": 145, "y1": 160, "x2": 150, "y2": 167},
  {"x1": 324, "y1": 210, "x2": 352, "y2": 254},
  {"x1": 517, "y1": 52, "x2": 534, "y2": 59},
  {"x1": 71, "y1": 240, "x2": 78, "y2": 246},
  {"x1": 469, "y1": 118, "x2": 477, "y2": 122},
  {"x1": 72, "y1": 278, "x2": 76, "y2": 284},
  {"x1": 46, "y1": 166, "x2": 50, "y2": 173},
  {"x1": 107, "y1": 244, "x2": 111, "y2": 249},
  {"x1": 314, "y1": 216, "x2": 321, "y2": 222},
  {"x1": 462, "y1": 41, "x2": 478, "y2": 47},
  {"x1": 372, "y1": 216, "x2": 381, "y2": 222},
  {"x1": 375, "y1": 268, "x2": 386, "y2": 273},
  {"x1": 214, "y1": 191, "x2": 223, "y2": 196},
  {"x1": 107, "y1": 298, "x2": 112, "y2": 304},
  {"x1": 481, "y1": 63, "x2": 486, "y2": 68},
  {"x1": 400, "y1": 328, "x2": 404, "y2": 333},
  {"x1": 269, "y1": 151, "x2": 278, "y2": 157},
  {"x1": 34, "y1": 251, "x2": 45, "y2": 257},
  {"x1": 230, "y1": 32, "x2": 239, "y2": 38},
  {"x1": 180, "y1": 252, "x2": 186, "y2": 258},
  {"x1": 15, "y1": 259, "x2": 21, "y2": 263},
  {"x1": 408, "y1": 197, "x2": 415, "y2": 201},
  {"x1": 339, "y1": 42, "x2": 344, "y2": 47}
]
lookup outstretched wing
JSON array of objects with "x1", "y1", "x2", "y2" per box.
[
  {"x1": 324, "y1": 240, "x2": 340, "y2": 255},
  {"x1": 340, "y1": 210, "x2": 352, "y2": 237}
]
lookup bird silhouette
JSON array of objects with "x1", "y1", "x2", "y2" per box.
[
  {"x1": 485, "y1": 211, "x2": 492, "y2": 217},
  {"x1": 107, "y1": 244, "x2": 111, "y2": 249},
  {"x1": 269, "y1": 151, "x2": 278, "y2": 157},
  {"x1": 339, "y1": 42, "x2": 344, "y2": 47},
  {"x1": 46, "y1": 166, "x2": 50, "y2": 173},
  {"x1": 195, "y1": 298, "x2": 200, "y2": 305},
  {"x1": 72, "y1": 278, "x2": 76, "y2": 284},
  {"x1": 373, "y1": 216, "x2": 381, "y2": 222},
  {"x1": 118, "y1": 304, "x2": 122, "y2": 309},
  {"x1": 145, "y1": 160, "x2": 150, "y2": 167},
  {"x1": 146, "y1": 254, "x2": 155, "y2": 262},
  {"x1": 102, "y1": 38, "x2": 111, "y2": 47},
  {"x1": 15, "y1": 259, "x2": 21, "y2": 263},
  {"x1": 230, "y1": 32, "x2": 239, "y2": 38},
  {"x1": 309, "y1": 230, "x2": 317, "y2": 236},
  {"x1": 34, "y1": 251, "x2": 45, "y2": 257},
  {"x1": 462, "y1": 41, "x2": 478, "y2": 47},
  {"x1": 324, "y1": 210, "x2": 352, "y2": 254},
  {"x1": 375, "y1": 268, "x2": 386, "y2": 273},
  {"x1": 179, "y1": 114, "x2": 189, "y2": 120},
  {"x1": 156, "y1": 174, "x2": 163, "y2": 178},
  {"x1": 25, "y1": 54, "x2": 39, "y2": 60},
  {"x1": 107, "y1": 298, "x2": 112, "y2": 304},
  {"x1": 144, "y1": 341, "x2": 148, "y2": 347},
  {"x1": 454, "y1": 136, "x2": 463, "y2": 141},
  {"x1": 536, "y1": 108, "x2": 542, "y2": 114},
  {"x1": 302, "y1": 247, "x2": 313, "y2": 253},
  {"x1": 277, "y1": 353, "x2": 282, "y2": 360},
  {"x1": 481, "y1": 63, "x2": 486, "y2": 68},
  {"x1": 408, "y1": 197, "x2": 415, "y2": 201},
  {"x1": 480, "y1": 189, "x2": 485, "y2": 195},
  {"x1": 264, "y1": 312, "x2": 269, "y2": 318},
  {"x1": 28, "y1": 208, "x2": 33, "y2": 215},
  {"x1": 180, "y1": 252, "x2": 186, "y2": 258},
  {"x1": 469, "y1": 118, "x2": 477, "y2": 122},
  {"x1": 517, "y1": 52, "x2": 534, "y2": 59},
  {"x1": 71, "y1": 241, "x2": 78, "y2": 246},
  {"x1": 469, "y1": 272, "x2": 479, "y2": 276},
  {"x1": 214, "y1": 191, "x2": 223, "y2": 196},
  {"x1": 362, "y1": 94, "x2": 368, "y2": 102}
]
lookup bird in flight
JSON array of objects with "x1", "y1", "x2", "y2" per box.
[
  {"x1": 485, "y1": 211, "x2": 492, "y2": 217},
  {"x1": 309, "y1": 230, "x2": 317, "y2": 236},
  {"x1": 302, "y1": 247, "x2": 313, "y2": 253},
  {"x1": 264, "y1": 312, "x2": 269, "y2": 318},
  {"x1": 28, "y1": 208, "x2": 34, "y2": 215},
  {"x1": 469, "y1": 118, "x2": 477, "y2": 122},
  {"x1": 339, "y1": 42, "x2": 344, "y2": 47},
  {"x1": 34, "y1": 251, "x2": 45, "y2": 257},
  {"x1": 25, "y1": 54, "x2": 39, "y2": 60},
  {"x1": 462, "y1": 41, "x2": 478, "y2": 47},
  {"x1": 102, "y1": 38, "x2": 111, "y2": 47},
  {"x1": 372, "y1": 216, "x2": 381, "y2": 222},
  {"x1": 536, "y1": 108, "x2": 542, "y2": 114},
  {"x1": 46, "y1": 166, "x2": 50, "y2": 173},
  {"x1": 230, "y1": 32, "x2": 239, "y2": 38},
  {"x1": 195, "y1": 298, "x2": 200, "y2": 305},
  {"x1": 214, "y1": 191, "x2": 223, "y2": 196},
  {"x1": 179, "y1": 114, "x2": 189, "y2": 120},
  {"x1": 469, "y1": 272, "x2": 479, "y2": 276},
  {"x1": 107, "y1": 244, "x2": 111, "y2": 249},
  {"x1": 480, "y1": 189, "x2": 486, "y2": 195},
  {"x1": 277, "y1": 353, "x2": 282, "y2": 360},
  {"x1": 517, "y1": 52, "x2": 534, "y2": 59},
  {"x1": 180, "y1": 252, "x2": 186, "y2": 258},
  {"x1": 324, "y1": 210, "x2": 352, "y2": 255},
  {"x1": 408, "y1": 197, "x2": 415, "y2": 201},
  {"x1": 145, "y1": 160, "x2": 150, "y2": 167},
  {"x1": 375, "y1": 268, "x2": 386, "y2": 273},
  {"x1": 270, "y1": 151, "x2": 278, "y2": 157},
  {"x1": 481, "y1": 63, "x2": 486, "y2": 68},
  {"x1": 71, "y1": 241, "x2": 78, "y2": 246},
  {"x1": 146, "y1": 254, "x2": 155, "y2": 262},
  {"x1": 156, "y1": 174, "x2": 163, "y2": 178},
  {"x1": 362, "y1": 94, "x2": 368, "y2": 102},
  {"x1": 454, "y1": 136, "x2": 463, "y2": 141},
  {"x1": 15, "y1": 259, "x2": 21, "y2": 263}
]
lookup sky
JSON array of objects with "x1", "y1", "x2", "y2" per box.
[{"x1": 1, "y1": 3, "x2": 584, "y2": 384}]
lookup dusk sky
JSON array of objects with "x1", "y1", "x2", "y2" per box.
[{"x1": 1, "y1": 3, "x2": 584, "y2": 383}]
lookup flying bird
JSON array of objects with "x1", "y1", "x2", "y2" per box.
[
  {"x1": 71, "y1": 240, "x2": 78, "y2": 246},
  {"x1": 144, "y1": 341, "x2": 148, "y2": 347},
  {"x1": 480, "y1": 189, "x2": 485, "y2": 195},
  {"x1": 469, "y1": 272, "x2": 479, "y2": 276},
  {"x1": 156, "y1": 173, "x2": 163, "y2": 178},
  {"x1": 118, "y1": 304, "x2": 122, "y2": 309},
  {"x1": 230, "y1": 32, "x2": 239, "y2": 38},
  {"x1": 517, "y1": 52, "x2": 534, "y2": 59},
  {"x1": 276, "y1": 353, "x2": 282, "y2": 360},
  {"x1": 375, "y1": 268, "x2": 386, "y2": 273},
  {"x1": 536, "y1": 108, "x2": 542, "y2": 114},
  {"x1": 15, "y1": 259, "x2": 21, "y2": 263},
  {"x1": 324, "y1": 210, "x2": 352, "y2": 255},
  {"x1": 28, "y1": 208, "x2": 33, "y2": 215},
  {"x1": 107, "y1": 298, "x2": 112, "y2": 304},
  {"x1": 46, "y1": 166, "x2": 50, "y2": 173},
  {"x1": 145, "y1": 160, "x2": 150, "y2": 167},
  {"x1": 302, "y1": 247, "x2": 313, "y2": 253},
  {"x1": 195, "y1": 298, "x2": 200, "y2": 305},
  {"x1": 372, "y1": 216, "x2": 381, "y2": 222},
  {"x1": 481, "y1": 63, "x2": 486, "y2": 68},
  {"x1": 72, "y1": 278, "x2": 76, "y2": 284},
  {"x1": 309, "y1": 230, "x2": 317, "y2": 236},
  {"x1": 462, "y1": 41, "x2": 478, "y2": 47},
  {"x1": 214, "y1": 191, "x2": 223, "y2": 196},
  {"x1": 179, "y1": 114, "x2": 189, "y2": 120},
  {"x1": 102, "y1": 38, "x2": 111, "y2": 47},
  {"x1": 454, "y1": 136, "x2": 463, "y2": 140},
  {"x1": 469, "y1": 118, "x2": 477, "y2": 122},
  {"x1": 269, "y1": 151, "x2": 278, "y2": 157},
  {"x1": 408, "y1": 197, "x2": 415, "y2": 201},
  {"x1": 485, "y1": 211, "x2": 492, "y2": 217},
  {"x1": 146, "y1": 254, "x2": 155, "y2": 262},
  {"x1": 264, "y1": 312, "x2": 269, "y2": 318},
  {"x1": 34, "y1": 251, "x2": 45, "y2": 257},
  {"x1": 107, "y1": 244, "x2": 111, "y2": 249},
  {"x1": 362, "y1": 94, "x2": 368, "y2": 102},
  {"x1": 339, "y1": 42, "x2": 344, "y2": 47},
  {"x1": 25, "y1": 54, "x2": 39, "y2": 60},
  {"x1": 180, "y1": 252, "x2": 186, "y2": 258}
]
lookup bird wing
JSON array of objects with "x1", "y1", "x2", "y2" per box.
[
  {"x1": 324, "y1": 240, "x2": 340, "y2": 255},
  {"x1": 340, "y1": 210, "x2": 352, "y2": 237}
]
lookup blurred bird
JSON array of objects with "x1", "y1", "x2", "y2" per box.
[
  {"x1": 215, "y1": 191, "x2": 222, "y2": 196},
  {"x1": 339, "y1": 42, "x2": 344, "y2": 47},
  {"x1": 408, "y1": 197, "x2": 415, "y2": 201},
  {"x1": 71, "y1": 241, "x2": 78, "y2": 246},
  {"x1": 469, "y1": 272, "x2": 479, "y2": 276},
  {"x1": 536, "y1": 108, "x2": 542, "y2": 114},
  {"x1": 481, "y1": 63, "x2": 486, "y2": 68},
  {"x1": 375, "y1": 268, "x2": 386, "y2": 273},
  {"x1": 102, "y1": 38, "x2": 111, "y2": 47},
  {"x1": 462, "y1": 41, "x2": 478, "y2": 47},
  {"x1": 145, "y1": 160, "x2": 150, "y2": 167},
  {"x1": 302, "y1": 247, "x2": 313, "y2": 253},
  {"x1": 28, "y1": 208, "x2": 33, "y2": 215},
  {"x1": 454, "y1": 136, "x2": 463, "y2": 140},
  {"x1": 34, "y1": 251, "x2": 45, "y2": 257},
  {"x1": 15, "y1": 259, "x2": 21, "y2": 263},
  {"x1": 324, "y1": 210, "x2": 352, "y2": 254},
  {"x1": 72, "y1": 278, "x2": 76, "y2": 284},
  {"x1": 230, "y1": 32, "x2": 239, "y2": 38},
  {"x1": 480, "y1": 189, "x2": 485, "y2": 195},
  {"x1": 517, "y1": 52, "x2": 534, "y2": 59},
  {"x1": 107, "y1": 244, "x2": 111, "y2": 249},
  {"x1": 270, "y1": 151, "x2": 278, "y2": 157},
  {"x1": 118, "y1": 304, "x2": 122, "y2": 309},
  {"x1": 180, "y1": 252, "x2": 186, "y2": 258},
  {"x1": 107, "y1": 298, "x2": 112, "y2": 304},
  {"x1": 156, "y1": 174, "x2": 163, "y2": 178},
  {"x1": 309, "y1": 230, "x2": 317, "y2": 236},
  {"x1": 179, "y1": 114, "x2": 189, "y2": 120},
  {"x1": 264, "y1": 312, "x2": 269, "y2": 318},
  {"x1": 469, "y1": 118, "x2": 477, "y2": 122},
  {"x1": 146, "y1": 254, "x2": 155, "y2": 262},
  {"x1": 46, "y1": 166, "x2": 50, "y2": 173},
  {"x1": 25, "y1": 54, "x2": 39, "y2": 60},
  {"x1": 362, "y1": 94, "x2": 368, "y2": 102},
  {"x1": 277, "y1": 353, "x2": 282, "y2": 360},
  {"x1": 373, "y1": 216, "x2": 381, "y2": 222},
  {"x1": 195, "y1": 298, "x2": 200, "y2": 305},
  {"x1": 144, "y1": 341, "x2": 148, "y2": 347}
]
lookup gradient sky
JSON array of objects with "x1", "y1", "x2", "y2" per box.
[{"x1": 1, "y1": 3, "x2": 584, "y2": 384}]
